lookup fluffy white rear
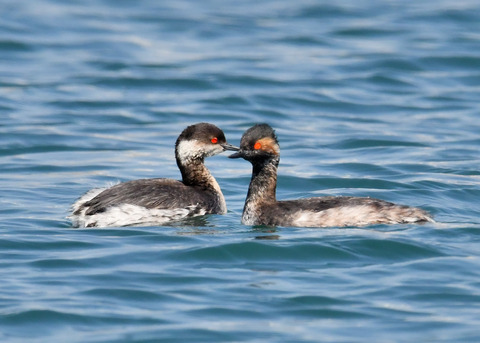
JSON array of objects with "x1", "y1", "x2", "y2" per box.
[
  {"x1": 70, "y1": 202, "x2": 206, "y2": 228},
  {"x1": 70, "y1": 187, "x2": 107, "y2": 221}
]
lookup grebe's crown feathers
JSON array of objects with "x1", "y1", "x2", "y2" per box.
[
  {"x1": 239, "y1": 123, "x2": 277, "y2": 148},
  {"x1": 176, "y1": 122, "x2": 226, "y2": 144}
]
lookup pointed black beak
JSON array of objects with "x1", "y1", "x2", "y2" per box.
[
  {"x1": 228, "y1": 150, "x2": 244, "y2": 159},
  {"x1": 221, "y1": 143, "x2": 240, "y2": 152}
]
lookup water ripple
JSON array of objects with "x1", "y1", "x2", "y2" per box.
[{"x1": 1, "y1": 0, "x2": 480, "y2": 342}]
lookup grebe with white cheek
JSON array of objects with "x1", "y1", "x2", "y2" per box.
[{"x1": 71, "y1": 123, "x2": 238, "y2": 228}]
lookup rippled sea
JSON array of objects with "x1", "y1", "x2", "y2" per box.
[{"x1": 1, "y1": 0, "x2": 480, "y2": 342}]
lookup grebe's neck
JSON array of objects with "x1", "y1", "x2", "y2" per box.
[
  {"x1": 177, "y1": 156, "x2": 205, "y2": 185},
  {"x1": 242, "y1": 157, "x2": 279, "y2": 224},
  {"x1": 176, "y1": 151, "x2": 226, "y2": 213}
]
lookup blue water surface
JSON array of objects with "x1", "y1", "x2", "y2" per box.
[{"x1": 1, "y1": 0, "x2": 480, "y2": 342}]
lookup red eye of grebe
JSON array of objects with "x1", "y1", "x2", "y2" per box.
[
  {"x1": 211, "y1": 137, "x2": 218, "y2": 144},
  {"x1": 254, "y1": 142, "x2": 262, "y2": 150}
]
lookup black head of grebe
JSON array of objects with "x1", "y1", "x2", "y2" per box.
[
  {"x1": 229, "y1": 123, "x2": 280, "y2": 163},
  {"x1": 229, "y1": 123, "x2": 433, "y2": 227},
  {"x1": 70, "y1": 123, "x2": 238, "y2": 228},
  {"x1": 175, "y1": 122, "x2": 237, "y2": 164},
  {"x1": 174, "y1": 123, "x2": 238, "y2": 186}
]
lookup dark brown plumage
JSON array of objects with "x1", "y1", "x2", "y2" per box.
[{"x1": 230, "y1": 124, "x2": 433, "y2": 227}]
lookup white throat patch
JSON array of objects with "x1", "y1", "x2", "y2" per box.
[
  {"x1": 177, "y1": 139, "x2": 223, "y2": 162},
  {"x1": 176, "y1": 140, "x2": 204, "y2": 162}
]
